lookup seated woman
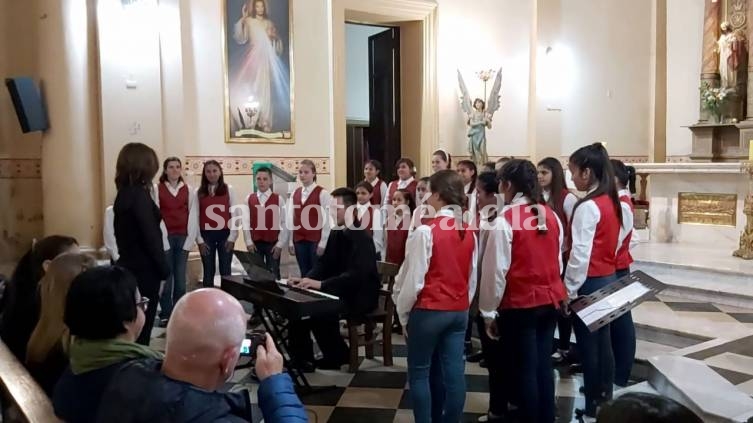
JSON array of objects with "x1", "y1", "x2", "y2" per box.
[
  {"x1": 0, "y1": 235, "x2": 79, "y2": 361},
  {"x1": 52, "y1": 266, "x2": 161, "y2": 423},
  {"x1": 26, "y1": 253, "x2": 96, "y2": 395}
]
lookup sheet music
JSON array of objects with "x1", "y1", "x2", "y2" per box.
[
  {"x1": 577, "y1": 282, "x2": 651, "y2": 327},
  {"x1": 277, "y1": 279, "x2": 340, "y2": 300}
]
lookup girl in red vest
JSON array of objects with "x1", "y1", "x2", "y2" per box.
[
  {"x1": 394, "y1": 170, "x2": 477, "y2": 423},
  {"x1": 243, "y1": 166, "x2": 287, "y2": 280},
  {"x1": 383, "y1": 158, "x2": 417, "y2": 207},
  {"x1": 363, "y1": 160, "x2": 388, "y2": 207},
  {"x1": 610, "y1": 159, "x2": 638, "y2": 388},
  {"x1": 479, "y1": 159, "x2": 565, "y2": 423},
  {"x1": 287, "y1": 159, "x2": 331, "y2": 278},
  {"x1": 355, "y1": 181, "x2": 384, "y2": 260},
  {"x1": 431, "y1": 148, "x2": 452, "y2": 173},
  {"x1": 410, "y1": 177, "x2": 430, "y2": 231},
  {"x1": 565, "y1": 143, "x2": 622, "y2": 419},
  {"x1": 385, "y1": 189, "x2": 415, "y2": 266},
  {"x1": 154, "y1": 157, "x2": 197, "y2": 325},
  {"x1": 196, "y1": 160, "x2": 239, "y2": 288},
  {"x1": 538, "y1": 157, "x2": 579, "y2": 363}
]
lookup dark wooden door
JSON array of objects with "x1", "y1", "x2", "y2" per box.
[{"x1": 368, "y1": 27, "x2": 401, "y2": 181}]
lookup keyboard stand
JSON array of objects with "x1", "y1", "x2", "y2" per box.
[{"x1": 256, "y1": 306, "x2": 337, "y2": 396}]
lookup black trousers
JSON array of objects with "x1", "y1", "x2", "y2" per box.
[
  {"x1": 498, "y1": 305, "x2": 558, "y2": 423},
  {"x1": 289, "y1": 315, "x2": 349, "y2": 364}
]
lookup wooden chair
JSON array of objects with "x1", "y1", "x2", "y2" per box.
[
  {"x1": 345, "y1": 261, "x2": 400, "y2": 373},
  {"x1": 0, "y1": 341, "x2": 61, "y2": 423}
]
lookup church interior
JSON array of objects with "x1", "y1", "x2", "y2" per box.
[{"x1": 3, "y1": 0, "x2": 753, "y2": 422}]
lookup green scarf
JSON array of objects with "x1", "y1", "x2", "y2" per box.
[{"x1": 69, "y1": 337, "x2": 163, "y2": 375}]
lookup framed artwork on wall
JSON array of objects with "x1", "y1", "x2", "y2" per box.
[{"x1": 223, "y1": 0, "x2": 294, "y2": 144}]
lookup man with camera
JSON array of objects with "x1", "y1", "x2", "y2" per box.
[{"x1": 95, "y1": 288, "x2": 307, "y2": 422}]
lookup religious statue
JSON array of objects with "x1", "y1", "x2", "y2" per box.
[
  {"x1": 458, "y1": 68, "x2": 503, "y2": 165},
  {"x1": 717, "y1": 21, "x2": 747, "y2": 90}
]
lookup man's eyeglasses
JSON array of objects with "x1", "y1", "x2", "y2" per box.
[{"x1": 136, "y1": 297, "x2": 150, "y2": 312}]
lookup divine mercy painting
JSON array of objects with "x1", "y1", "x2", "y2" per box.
[{"x1": 224, "y1": 0, "x2": 293, "y2": 143}]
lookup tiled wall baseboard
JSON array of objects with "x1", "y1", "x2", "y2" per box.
[
  {"x1": 183, "y1": 156, "x2": 330, "y2": 175},
  {"x1": 0, "y1": 159, "x2": 41, "y2": 179}
]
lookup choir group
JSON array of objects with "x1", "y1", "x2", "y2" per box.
[{"x1": 100, "y1": 143, "x2": 637, "y2": 423}]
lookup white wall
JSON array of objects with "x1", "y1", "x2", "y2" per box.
[
  {"x1": 345, "y1": 23, "x2": 389, "y2": 122},
  {"x1": 535, "y1": 0, "x2": 653, "y2": 159},
  {"x1": 437, "y1": 0, "x2": 534, "y2": 159},
  {"x1": 666, "y1": 0, "x2": 703, "y2": 157}
]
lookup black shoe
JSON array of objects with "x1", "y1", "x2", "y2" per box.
[
  {"x1": 467, "y1": 351, "x2": 484, "y2": 363},
  {"x1": 479, "y1": 358, "x2": 488, "y2": 368},
  {"x1": 315, "y1": 357, "x2": 347, "y2": 371},
  {"x1": 157, "y1": 318, "x2": 169, "y2": 328}
]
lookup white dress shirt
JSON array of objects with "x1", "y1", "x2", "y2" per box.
[
  {"x1": 564, "y1": 189, "x2": 620, "y2": 299},
  {"x1": 286, "y1": 183, "x2": 332, "y2": 250},
  {"x1": 243, "y1": 190, "x2": 289, "y2": 249},
  {"x1": 392, "y1": 207, "x2": 478, "y2": 327},
  {"x1": 357, "y1": 202, "x2": 385, "y2": 258},
  {"x1": 195, "y1": 184, "x2": 240, "y2": 245},
  {"x1": 153, "y1": 181, "x2": 199, "y2": 251},
  {"x1": 618, "y1": 188, "x2": 639, "y2": 250},
  {"x1": 383, "y1": 177, "x2": 416, "y2": 207},
  {"x1": 478, "y1": 195, "x2": 564, "y2": 320},
  {"x1": 543, "y1": 189, "x2": 579, "y2": 223},
  {"x1": 103, "y1": 206, "x2": 119, "y2": 261}
]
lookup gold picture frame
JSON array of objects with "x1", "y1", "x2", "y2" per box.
[
  {"x1": 222, "y1": 0, "x2": 295, "y2": 144},
  {"x1": 677, "y1": 192, "x2": 738, "y2": 227}
]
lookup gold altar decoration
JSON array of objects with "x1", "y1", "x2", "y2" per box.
[
  {"x1": 734, "y1": 161, "x2": 753, "y2": 259},
  {"x1": 678, "y1": 192, "x2": 738, "y2": 226}
]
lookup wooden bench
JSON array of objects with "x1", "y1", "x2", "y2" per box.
[{"x1": 0, "y1": 341, "x2": 61, "y2": 423}]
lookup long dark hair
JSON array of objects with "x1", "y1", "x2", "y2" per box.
[
  {"x1": 159, "y1": 157, "x2": 184, "y2": 184},
  {"x1": 428, "y1": 170, "x2": 467, "y2": 240},
  {"x1": 570, "y1": 143, "x2": 622, "y2": 226},
  {"x1": 457, "y1": 160, "x2": 478, "y2": 194},
  {"x1": 115, "y1": 143, "x2": 159, "y2": 191},
  {"x1": 198, "y1": 160, "x2": 228, "y2": 197},
  {"x1": 537, "y1": 157, "x2": 567, "y2": 225},
  {"x1": 498, "y1": 160, "x2": 547, "y2": 234}
]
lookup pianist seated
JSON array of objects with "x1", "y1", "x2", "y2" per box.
[
  {"x1": 95, "y1": 289, "x2": 307, "y2": 422},
  {"x1": 289, "y1": 187, "x2": 380, "y2": 371}
]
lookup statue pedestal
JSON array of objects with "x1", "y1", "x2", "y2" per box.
[{"x1": 687, "y1": 122, "x2": 753, "y2": 162}]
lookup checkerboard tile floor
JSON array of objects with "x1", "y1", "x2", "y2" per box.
[{"x1": 152, "y1": 285, "x2": 753, "y2": 422}]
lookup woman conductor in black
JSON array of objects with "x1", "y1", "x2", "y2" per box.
[{"x1": 113, "y1": 143, "x2": 169, "y2": 345}]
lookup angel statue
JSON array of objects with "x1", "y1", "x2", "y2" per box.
[{"x1": 458, "y1": 68, "x2": 503, "y2": 165}]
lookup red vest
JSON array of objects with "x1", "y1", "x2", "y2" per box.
[
  {"x1": 616, "y1": 193, "x2": 634, "y2": 270},
  {"x1": 369, "y1": 179, "x2": 386, "y2": 206},
  {"x1": 358, "y1": 205, "x2": 375, "y2": 234},
  {"x1": 501, "y1": 204, "x2": 566, "y2": 309},
  {"x1": 415, "y1": 216, "x2": 475, "y2": 311},
  {"x1": 558, "y1": 189, "x2": 573, "y2": 262},
  {"x1": 248, "y1": 192, "x2": 281, "y2": 243},
  {"x1": 385, "y1": 221, "x2": 409, "y2": 266},
  {"x1": 387, "y1": 179, "x2": 417, "y2": 205},
  {"x1": 586, "y1": 194, "x2": 620, "y2": 278},
  {"x1": 158, "y1": 183, "x2": 189, "y2": 236},
  {"x1": 292, "y1": 185, "x2": 323, "y2": 243},
  {"x1": 199, "y1": 190, "x2": 231, "y2": 231}
]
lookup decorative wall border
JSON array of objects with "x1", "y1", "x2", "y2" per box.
[
  {"x1": 183, "y1": 156, "x2": 330, "y2": 176},
  {"x1": 666, "y1": 155, "x2": 693, "y2": 163},
  {"x1": 0, "y1": 159, "x2": 41, "y2": 179}
]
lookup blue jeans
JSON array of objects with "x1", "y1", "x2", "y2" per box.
[
  {"x1": 294, "y1": 241, "x2": 318, "y2": 278},
  {"x1": 407, "y1": 309, "x2": 467, "y2": 423},
  {"x1": 499, "y1": 305, "x2": 557, "y2": 423},
  {"x1": 255, "y1": 241, "x2": 281, "y2": 280},
  {"x1": 159, "y1": 235, "x2": 189, "y2": 319},
  {"x1": 612, "y1": 268, "x2": 636, "y2": 386},
  {"x1": 200, "y1": 229, "x2": 232, "y2": 287},
  {"x1": 573, "y1": 274, "x2": 616, "y2": 416}
]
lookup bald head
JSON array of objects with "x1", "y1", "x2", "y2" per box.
[{"x1": 165, "y1": 289, "x2": 246, "y2": 358}]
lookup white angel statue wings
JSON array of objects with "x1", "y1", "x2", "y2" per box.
[{"x1": 458, "y1": 68, "x2": 503, "y2": 165}]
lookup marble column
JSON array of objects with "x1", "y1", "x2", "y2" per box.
[
  {"x1": 38, "y1": 0, "x2": 102, "y2": 250},
  {"x1": 700, "y1": 0, "x2": 721, "y2": 122}
]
